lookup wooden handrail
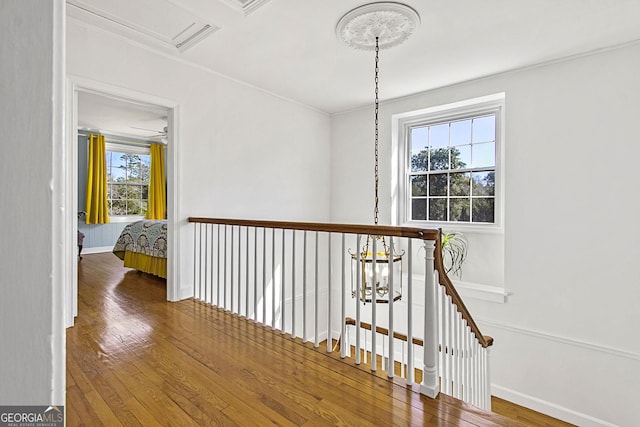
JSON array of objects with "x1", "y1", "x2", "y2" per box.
[
  {"x1": 188, "y1": 216, "x2": 493, "y2": 348},
  {"x1": 433, "y1": 231, "x2": 494, "y2": 348},
  {"x1": 188, "y1": 217, "x2": 440, "y2": 240},
  {"x1": 345, "y1": 317, "x2": 424, "y2": 346}
]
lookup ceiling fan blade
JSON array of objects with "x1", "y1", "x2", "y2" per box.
[{"x1": 131, "y1": 126, "x2": 162, "y2": 133}]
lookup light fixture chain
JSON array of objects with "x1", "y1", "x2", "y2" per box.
[{"x1": 374, "y1": 37, "x2": 380, "y2": 226}]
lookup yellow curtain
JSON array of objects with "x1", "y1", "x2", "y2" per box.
[
  {"x1": 146, "y1": 143, "x2": 166, "y2": 220},
  {"x1": 85, "y1": 134, "x2": 110, "y2": 224}
]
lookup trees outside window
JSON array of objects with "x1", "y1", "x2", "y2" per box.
[
  {"x1": 107, "y1": 150, "x2": 150, "y2": 216},
  {"x1": 408, "y1": 113, "x2": 497, "y2": 224}
]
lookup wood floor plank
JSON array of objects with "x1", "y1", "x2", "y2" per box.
[{"x1": 68, "y1": 253, "x2": 568, "y2": 426}]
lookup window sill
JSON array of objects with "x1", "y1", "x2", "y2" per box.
[
  {"x1": 109, "y1": 215, "x2": 145, "y2": 223},
  {"x1": 452, "y1": 280, "x2": 508, "y2": 303},
  {"x1": 402, "y1": 220, "x2": 504, "y2": 235}
]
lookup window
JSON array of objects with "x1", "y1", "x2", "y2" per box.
[
  {"x1": 396, "y1": 94, "x2": 503, "y2": 226},
  {"x1": 106, "y1": 144, "x2": 150, "y2": 217}
]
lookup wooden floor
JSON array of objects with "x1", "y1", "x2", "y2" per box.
[{"x1": 67, "y1": 253, "x2": 573, "y2": 426}]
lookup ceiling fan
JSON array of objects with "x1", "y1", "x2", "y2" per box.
[{"x1": 130, "y1": 125, "x2": 168, "y2": 138}]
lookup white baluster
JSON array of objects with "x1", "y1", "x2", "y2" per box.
[
  {"x1": 340, "y1": 233, "x2": 346, "y2": 359},
  {"x1": 272, "y1": 228, "x2": 276, "y2": 329},
  {"x1": 291, "y1": 230, "x2": 296, "y2": 339},
  {"x1": 262, "y1": 227, "x2": 266, "y2": 324},
  {"x1": 245, "y1": 227, "x2": 249, "y2": 318},
  {"x1": 355, "y1": 234, "x2": 362, "y2": 365},
  {"x1": 303, "y1": 231, "x2": 308, "y2": 343},
  {"x1": 238, "y1": 226, "x2": 242, "y2": 315},
  {"x1": 406, "y1": 239, "x2": 414, "y2": 385},
  {"x1": 314, "y1": 231, "x2": 319, "y2": 348},
  {"x1": 327, "y1": 232, "x2": 332, "y2": 353},
  {"x1": 253, "y1": 227, "x2": 257, "y2": 321},
  {"x1": 281, "y1": 229, "x2": 286, "y2": 334},
  {"x1": 230, "y1": 226, "x2": 235, "y2": 313},
  {"x1": 371, "y1": 237, "x2": 377, "y2": 372},
  {"x1": 388, "y1": 236, "x2": 395, "y2": 378}
]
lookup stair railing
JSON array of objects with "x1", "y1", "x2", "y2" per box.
[{"x1": 188, "y1": 217, "x2": 493, "y2": 409}]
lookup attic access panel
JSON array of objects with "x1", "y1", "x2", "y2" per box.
[{"x1": 68, "y1": 0, "x2": 218, "y2": 51}]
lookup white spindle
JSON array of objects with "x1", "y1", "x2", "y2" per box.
[
  {"x1": 303, "y1": 231, "x2": 308, "y2": 343},
  {"x1": 314, "y1": 231, "x2": 319, "y2": 348},
  {"x1": 281, "y1": 229, "x2": 286, "y2": 334},
  {"x1": 245, "y1": 227, "x2": 249, "y2": 318},
  {"x1": 262, "y1": 227, "x2": 266, "y2": 324},
  {"x1": 272, "y1": 228, "x2": 276, "y2": 329},
  {"x1": 291, "y1": 230, "x2": 296, "y2": 339},
  {"x1": 327, "y1": 232, "x2": 332, "y2": 353},
  {"x1": 229, "y1": 225, "x2": 236, "y2": 313},
  {"x1": 355, "y1": 234, "x2": 362, "y2": 365},
  {"x1": 371, "y1": 237, "x2": 377, "y2": 372},
  {"x1": 237, "y1": 226, "x2": 242, "y2": 315},
  {"x1": 340, "y1": 234, "x2": 346, "y2": 359},
  {"x1": 407, "y1": 239, "x2": 413, "y2": 385},
  {"x1": 253, "y1": 227, "x2": 257, "y2": 321},
  {"x1": 387, "y1": 236, "x2": 394, "y2": 378}
]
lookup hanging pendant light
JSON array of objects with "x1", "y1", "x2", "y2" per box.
[{"x1": 337, "y1": 2, "x2": 420, "y2": 304}]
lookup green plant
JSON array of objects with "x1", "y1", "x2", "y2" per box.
[{"x1": 442, "y1": 231, "x2": 468, "y2": 278}]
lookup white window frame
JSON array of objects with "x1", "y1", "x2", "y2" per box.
[
  {"x1": 392, "y1": 93, "x2": 505, "y2": 232},
  {"x1": 106, "y1": 142, "x2": 151, "y2": 223}
]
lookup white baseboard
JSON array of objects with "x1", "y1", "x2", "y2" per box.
[
  {"x1": 81, "y1": 246, "x2": 113, "y2": 255},
  {"x1": 492, "y1": 384, "x2": 619, "y2": 427},
  {"x1": 179, "y1": 286, "x2": 194, "y2": 300}
]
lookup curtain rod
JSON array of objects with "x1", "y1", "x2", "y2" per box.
[{"x1": 77, "y1": 130, "x2": 167, "y2": 146}]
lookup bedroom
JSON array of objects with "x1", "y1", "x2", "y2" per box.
[
  {"x1": 2, "y1": 1, "x2": 640, "y2": 426},
  {"x1": 76, "y1": 91, "x2": 170, "y2": 279}
]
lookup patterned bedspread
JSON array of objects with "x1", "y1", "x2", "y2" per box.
[{"x1": 113, "y1": 220, "x2": 167, "y2": 260}]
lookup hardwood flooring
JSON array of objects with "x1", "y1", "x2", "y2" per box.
[{"x1": 67, "y1": 253, "x2": 573, "y2": 426}]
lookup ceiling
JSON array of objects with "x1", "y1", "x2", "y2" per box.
[
  {"x1": 77, "y1": 91, "x2": 169, "y2": 140},
  {"x1": 69, "y1": 0, "x2": 640, "y2": 115}
]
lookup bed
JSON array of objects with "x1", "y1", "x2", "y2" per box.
[{"x1": 113, "y1": 220, "x2": 167, "y2": 278}]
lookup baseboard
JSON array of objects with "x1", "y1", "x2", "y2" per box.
[
  {"x1": 492, "y1": 384, "x2": 619, "y2": 427},
  {"x1": 81, "y1": 246, "x2": 113, "y2": 255},
  {"x1": 179, "y1": 286, "x2": 194, "y2": 300}
]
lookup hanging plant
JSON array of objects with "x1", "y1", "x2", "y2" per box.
[{"x1": 442, "y1": 231, "x2": 468, "y2": 278}]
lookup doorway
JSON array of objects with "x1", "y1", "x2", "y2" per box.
[{"x1": 66, "y1": 77, "x2": 179, "y2": 327}]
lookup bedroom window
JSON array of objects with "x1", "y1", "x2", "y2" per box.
[
  {"x1": 106, "y1": 145, "x2": 150, "y2": 217},
  {"x1": 395, "y1": 94, "x2": 504, "y2": 227}
]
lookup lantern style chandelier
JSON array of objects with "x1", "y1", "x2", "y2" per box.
[{"x1": 336, "y1": 2, "x2": 420, "y2": 304}]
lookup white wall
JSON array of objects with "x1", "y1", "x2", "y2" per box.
[
  {"x1": 66, "y1": 19, "x2": 331, "y2": 299},
  {"x1": 330, "y1": 43, "x2": 640, "y2": 426},
  {"x1": 0, "y1": 0, "x2": 65, "y2": 405}
]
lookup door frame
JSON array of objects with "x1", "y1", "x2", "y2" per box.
[{"x1": 65, "y1": 76, "x2": 180, "y2": 327}]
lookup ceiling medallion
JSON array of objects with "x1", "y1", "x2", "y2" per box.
[{"x1": 336, "y1": 2, "x2": 420, "y2": 50}]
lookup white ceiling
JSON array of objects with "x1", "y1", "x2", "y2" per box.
[
  {"x1": 69, "y1": 0, "x2": 640, "y2": 115},
  {"x1": 77, "y1": 91, "x2": 168, "y2": 140}
]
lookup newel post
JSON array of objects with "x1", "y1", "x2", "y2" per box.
[{"x1": 420, "y1": 239, "x2": 440, "y2": 398}]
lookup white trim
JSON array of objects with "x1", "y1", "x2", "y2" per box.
[
  {"x1": 67, "y1": 16, "x2": 328, "y2": 116},
  {"x1": 478, "y1": 318, "x2": 640, "y2": 362},
  {"x1": 392, "y1": 93, "x2": 505, "y2": 229},
  {"x1": 333, "y1": 39, "x2": 640, "y2": 116},
  {"x1": 52, "y1": 0, "x2": 67, "y2": 406},
  {"x1": 81, "y1": 246, "x2": 114, "y2": 255},
  {"x1": 492, "y1": 385, "x2": 620, "y2": 427},
  {"x1": 66, "y1": 76, "x2": 181, "y2": 306},
  {"x1": 454, "y1": 280, "x2": 508, "y2": 303}
]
